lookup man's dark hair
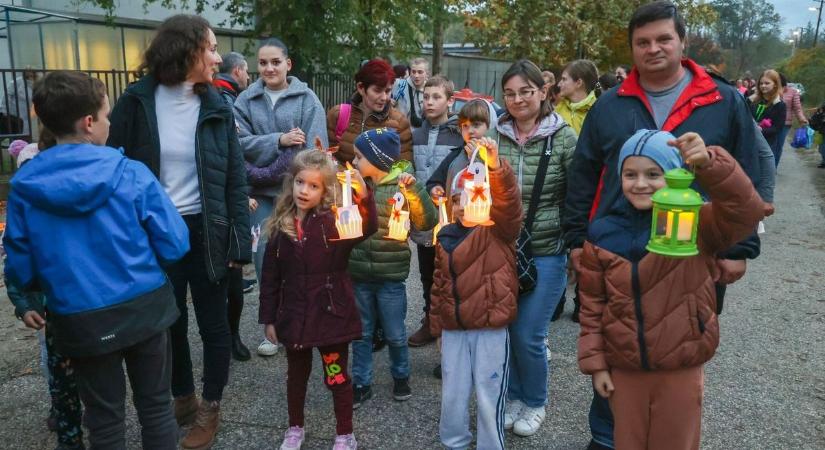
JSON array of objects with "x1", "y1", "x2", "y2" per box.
[
  {"x1": 219, "y1": 52, "x2": 246, "y2": 75},
  {"x1": 628, "y1": 1, "x2": 686, "y2": 45},
  {"x1": 33, "y1": 71, "x2": 107, "y2": 137},
  {"x1": 139, "y1": 14, "x2": 212, "y2": 85}
]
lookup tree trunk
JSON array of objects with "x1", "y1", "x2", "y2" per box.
[{"x1": 432, "y1": 6, "x2": 445, "y2": 75}]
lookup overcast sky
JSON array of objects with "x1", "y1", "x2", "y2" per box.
[{"x1": 769, "y1": 0, "x2": 824, "y2": 33}]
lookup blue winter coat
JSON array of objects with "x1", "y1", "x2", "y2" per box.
[{"x1": 3, "y1": 143, "x2": 189, "y2": 357}]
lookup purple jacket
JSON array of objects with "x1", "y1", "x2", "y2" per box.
[
  {"x1": 258, "y1": 190, "x2": 378, "y2": 349},
  {"x1": 245, "y1": 148, "x2": 299, "y2": 188}
]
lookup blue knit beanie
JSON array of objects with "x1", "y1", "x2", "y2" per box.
[
  {"x1": 618, "y1": 129, "x2": 684, "y2": 176},
  {"x1": 354, "y1": 127, "x2": 400, "y2": 172}
]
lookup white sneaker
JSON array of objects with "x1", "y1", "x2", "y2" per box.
[
  {"x1": 513, "y1": 406, "x2": 546, "y2": 436},
  {"x1": 257, "y1": 339, "x2": 278, "y2": 356},
  {"x1": 503, "y1": 399, "x2": 525, "y2": 430},
  {"x1": 332, "y1": 433, "x2": 358, "y2": 450},
  {"x1": 280, "y1": 426, "x2": 305, "y2": 450}
]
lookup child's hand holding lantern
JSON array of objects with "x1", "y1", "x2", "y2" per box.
[
  {"x1": 476, "y1": 137, "x2": 500, "y2": 169},
  {"x1": 337, "y1": 165, "x2": 368, "y2": 200},
  {"x1": 397, "y1": 172, "x2": 416, "y2": 188},
  {"x1": 668, "y1": 132, "x2": 710, "y2": 168}
]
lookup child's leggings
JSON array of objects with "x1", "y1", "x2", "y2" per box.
[
  {"x1": 46, "y1": 326, "x2": 84, "y2": 448},
  {"x1": 285, "y1": 342, "x2": 353, "y2": 435},
  {"x1": 609, "y1": 365, "x2": 704, "y2": 450}
]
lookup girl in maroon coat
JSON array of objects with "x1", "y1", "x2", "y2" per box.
[{"x1": 259, "y1": 149, "x2": 377, "y2": 450}]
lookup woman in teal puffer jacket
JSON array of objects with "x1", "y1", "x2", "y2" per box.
[{"x1": 494, "y1": 60, "x2": 578, "y2": 437}]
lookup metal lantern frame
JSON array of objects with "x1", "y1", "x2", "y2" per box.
[{"x1": 646, "y1": 168, "x2": 703, "y2": 258}]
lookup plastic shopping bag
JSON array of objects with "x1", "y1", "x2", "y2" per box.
[
  {"x1": 790, "y1": 127, "x2": 809, "y2": 148},
  {"x1": 806, "y1": 126, "x2": 815, "y2": 149}
]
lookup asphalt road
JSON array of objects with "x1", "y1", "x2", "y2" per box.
[{"x1": 0, "y1": 146, "x2": 823, "y2": 449}]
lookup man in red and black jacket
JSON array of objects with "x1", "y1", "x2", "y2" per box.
[
  {"x1": 213, "y1": 52, "x2": 250, "y2": 106},
  {"x1": 562, "y1": 3, "x2": 773, "y2": 450}
]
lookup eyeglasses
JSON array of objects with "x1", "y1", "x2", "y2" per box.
[{"x1": 503, "y1": 89, "x2": 537, "y2": 102}]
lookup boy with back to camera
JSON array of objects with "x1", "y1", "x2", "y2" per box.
[{"x1": 3, "y1": 71, "x2": 189, "y2": 450}]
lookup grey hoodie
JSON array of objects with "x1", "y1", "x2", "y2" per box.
[{"x1": 234, "y1": 76, "x2": 329, "y2": 197}]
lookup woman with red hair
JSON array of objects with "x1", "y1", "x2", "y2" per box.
[{"x1": 327, "y1": 59, "x2": 413, "y2": 164}]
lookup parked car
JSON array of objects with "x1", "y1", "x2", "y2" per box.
[{"x1": 452, "y1": 87, "x2": 504, "y2": 118}]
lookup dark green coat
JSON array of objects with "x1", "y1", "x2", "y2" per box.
[
  {"x1": 107, "y1": 76, "x2": 251, "y2": 282},
  {"x1": 494, "y1": 113, "x2": 576, "y2": 256},
  {"x1": 349, "y1": 162, "x2": 437, "y2": 282}
]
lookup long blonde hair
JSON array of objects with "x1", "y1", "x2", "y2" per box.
[
  {"x1": 752, "y1": 69, "x2": 782, "y2": 104},
  {"x1": 267, "y1": 149, "x2": 338, "y2": 240}
]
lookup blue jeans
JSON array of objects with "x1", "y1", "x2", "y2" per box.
[
  {"x1": 251, "y1": 195, "x2": 275, "y2": 283},
  {"x1": 508, "y1": 254, "x2": 567, "y2": 408},
  {"x1": 775, "y1": 125, "x2": 792, "y2": 168},
  {"x1": 589, "y1": 389, "x2": 615, "y2": 448},
  {"x1": 819, "y1": 140, "x2": 825, "y2": 163},
  {"x1": 352, "y1": 281, "x2": 410, "y2": 386}
]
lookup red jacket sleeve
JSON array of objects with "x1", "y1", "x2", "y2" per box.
[{"x1": 488, "y1": 159, "x2": 523, "y2": 244}]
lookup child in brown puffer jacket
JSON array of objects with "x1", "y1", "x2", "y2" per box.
[
  {"x1": 429, "y1": 137, "x2": 522, "y2": 450},
  {"x1": 577, "y1": 130, "x2": 767, "y2": 450}
]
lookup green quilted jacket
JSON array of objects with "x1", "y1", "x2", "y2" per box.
[
  {"x1": 494, "y1": 113, "x2": 577, "y2": 256},
  {"x1": 349, "y1": 161, "x2": 437, "y2": 282}
]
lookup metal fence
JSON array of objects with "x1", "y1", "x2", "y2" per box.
[{"x1": 0, "y1": 68, "x2": 354, "y2": 175}]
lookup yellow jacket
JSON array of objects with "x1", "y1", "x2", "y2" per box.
[{"x1": 555, "y1": 90, "x2": 597, "y2": 135}]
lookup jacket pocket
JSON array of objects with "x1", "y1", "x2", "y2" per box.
[{"x1": 209, "y1": 216, "x2": 230, "y2": 260}]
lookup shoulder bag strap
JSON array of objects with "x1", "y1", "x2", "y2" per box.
[
  {"x1": 335, "y1": 103, "x2": 352, "y2": 140},
  {"x1": 524, "y1": 125, "x2": 567, "y2": 232}
]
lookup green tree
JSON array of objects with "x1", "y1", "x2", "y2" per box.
[{"x1": 710, "y1": 0, "x2": 782, "y2": 75}]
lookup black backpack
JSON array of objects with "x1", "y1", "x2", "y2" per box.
[{"x1": 810, "y1": 103, "x2": 825, "y2": 133}]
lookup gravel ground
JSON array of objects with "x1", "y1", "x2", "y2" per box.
[{"x1": 0, "y1": 146, "x2": 823, "y2": 449}]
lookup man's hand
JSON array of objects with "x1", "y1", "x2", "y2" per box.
[
  {"x1": 716, "y1": 259, "x2": 747, "y2": 284},
  {"x1": 22, "y1": 311, "x2": 45, "y2": 330},
  {"x1": 593, "y1": 370, "x2": 615, "y2": 399}
]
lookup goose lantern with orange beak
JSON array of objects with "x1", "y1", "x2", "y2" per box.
[
  {"x1": 646, "y1": 168, "x2": 702, "y2": 257},
  {"x1": 460, "y1": 145, "x2": 493, "y2": 225},
  {"x1": 386, "y1": 191, "x2": 410, "y2": 241},
  {"x1": 334, "y1": 162, "x2": 363, "y2": 239}
]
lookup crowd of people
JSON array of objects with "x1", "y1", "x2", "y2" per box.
[{"x1": 5, "y1": 0, "x2": 817, "y2": 449}]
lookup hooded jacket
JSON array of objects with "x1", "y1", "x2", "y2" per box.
[
  {"x1": 577, "y1": 147, "x2": 766, "y2": 373},
  {"x1": 258, "y1": 190, "x2": 378, "y2": 349},
  {"x1": 410, "y1": 115, "x2": 464, "y2": 245},
  {"x1": 327, "y1": 94, "x2": 413, "y2": 165},
  {"x1": 3, "y1": 144, "x2": 189, "y2": 357},
  {"x1": 213, "y1": 73, "x2": 240, "y2": 106},
  {"x1": 348, "y1": 161, "x2": 437, "y2": 282},
  {"x1": 494, "y1": 113, "x2": 577, "y2": 256},
  {"x1": 107, "y1": 76, "x2": 251, "y2": 283},
  {"x1": 563, "y1": 59, "x2": 764, "y2": 261},
  {"x1": 429, "y1": 160, "x2": 522, "y2": 335},
  {"x1": 555, "y1": 90, "x2": 598, "y2": 135},
  {"x1": 234, "y1": 77, "x2": 329, "y2": 198}
]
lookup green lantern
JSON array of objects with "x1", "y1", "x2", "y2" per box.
[{"x1": 646, "y1": 168, "x2": 703, "y2": 258}]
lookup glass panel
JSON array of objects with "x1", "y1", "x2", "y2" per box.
[
  {"x1": 123, "y1": 28, "x2": 152, "y2": 72},
  {"x1": 77, "y1": 24, "x2": 123, "y2": 70},
  {"x1": 42, "y1": 22, "x2": 77, "y2": 69},
  {"x1": 655, "y1": 210, "x2": 668, "y2": 237},
  {"x1": 674, "y1": 211, "x2": 695, "y2": 242},
  {"x1": 9, "y1": 23, "x2": 43, "y2": 69}
]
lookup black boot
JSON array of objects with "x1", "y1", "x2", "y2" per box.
[{"x1": 231, "y1": 334, "x2": 251, "y2": 361}]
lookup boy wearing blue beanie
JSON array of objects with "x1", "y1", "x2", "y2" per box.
[
  {"x1": 348, "y1": 127, "x2": 437, "y2": 408},
  {"x1": 576, "y1": 130, "x2": 767, "y2": 449}
]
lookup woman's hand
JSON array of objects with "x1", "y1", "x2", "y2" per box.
[
  {"x1": 593, "y1": 370, "x2": 615, "y2": 399},
  {"x1": 265, "y1": 324, "x2": 278, "y2": 344},
  {"x1": 668, "y1": 132, "x2": 710, "y2": 168},
  {"x1": 279, "y1": 128, "x2": 306, "y2": 147},
  {"x1": 248, "y1": 198, "x2": 259, "y2": 212}
]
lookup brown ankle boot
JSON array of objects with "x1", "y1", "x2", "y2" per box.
[
  {"x1": 174, "y1": 394, "x2": 200, "y2": 426},
  {"x1": 181, "y1": 400, "x2": 220, "y2": 450},
  {"x1": 408, "y1": 316, "x2": 435, "y2": 347}
]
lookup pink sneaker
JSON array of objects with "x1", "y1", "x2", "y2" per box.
[
  {"x1": 279, "y1": 426, "x2": 305, "y2": 450},
  {"x1": 332, "y1": 433, "x2": 358, "y2": 450}
]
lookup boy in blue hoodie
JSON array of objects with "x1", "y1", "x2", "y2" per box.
[{"x1": 3, "y1": 71, "x2": 190, "y2": 449}]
